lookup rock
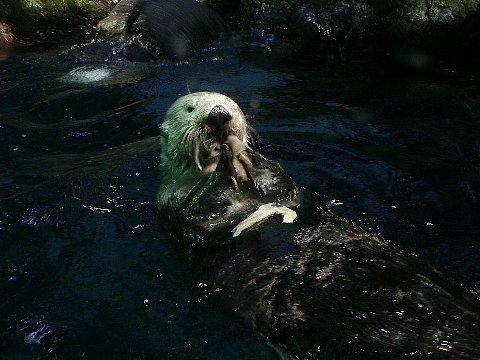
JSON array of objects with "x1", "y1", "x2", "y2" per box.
[
  {"x1": 96, "y1": 0, "x2": 136, "y2": 37},
  {"x1": 95, "y1": 0, "x2": 228, "y2": 58},
  {"x1": 0, "y1": 20, "x2": 15, "y2": 46},
  {"x1": 230, "y1": 0, "x2": 480, "y2": 66},
  {"x1": 0, "y1": 20, "x2": 41, "y2": 48}
]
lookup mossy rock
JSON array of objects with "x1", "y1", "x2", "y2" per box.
[
  {"x1": 0, "y1": 0, "x2": 115, "y2": 25},
  {"x1": 96, "y1": 0, "x2": 135, "y2": 37}
]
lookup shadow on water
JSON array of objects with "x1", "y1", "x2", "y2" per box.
[{"x1": 1, "y1": 31, "x2": 479, "y2": 358}]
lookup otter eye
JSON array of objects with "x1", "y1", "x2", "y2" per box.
[{"x1": 187, "y1": 106, "x2": 195, "y2": 113}]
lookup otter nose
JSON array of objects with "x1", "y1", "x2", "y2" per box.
[{"x1": 205, "y1": 105, "x2": 232, "y2": 128}]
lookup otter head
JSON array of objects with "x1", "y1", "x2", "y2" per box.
[{"x1": 160, "y1": 92, "x2": 250, "y2": 183}]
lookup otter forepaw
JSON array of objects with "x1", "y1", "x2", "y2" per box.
[
  {"x1": 229, "y1": 153, "x2": 250, "y2": 182},
  {"x1": 237, "y1": 151, "x2": 253, "y2": 171},
  {"x1": 224, "y1": 135, "x2": 253, "y2": 183}
]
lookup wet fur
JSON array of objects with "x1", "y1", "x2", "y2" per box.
[{"x1": 158, "y1": 93, "x2": 480, "y2": 359}]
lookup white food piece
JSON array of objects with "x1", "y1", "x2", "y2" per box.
[{"x1": 232, "y1": 203, "x2": 297, "y2": 237}]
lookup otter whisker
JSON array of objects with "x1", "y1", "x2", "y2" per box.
[
  {"x1": 186, "y1": 130, "x2": 194, "y2": 153},
  {"x1": 197, "y1": 129, "x2": 207, "y2": 146},
  {"x1": 182, "y1": 125, "x2": 194, "y2": 152},
  {"x1": 184, "y1": 124, "x2": 201, "y2": 157}
]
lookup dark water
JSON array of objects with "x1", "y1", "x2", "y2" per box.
[{"x1": 1, "y1": 32, "x2": 479, "y2": 358}]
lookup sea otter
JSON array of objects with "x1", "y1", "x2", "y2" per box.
[{"x1": 157, "y1": 92, "x2": 480, "y2": 359}]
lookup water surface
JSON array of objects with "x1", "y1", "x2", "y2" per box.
[{"x1": 1, "y1": 32, "x2": 479, "y2": 358}]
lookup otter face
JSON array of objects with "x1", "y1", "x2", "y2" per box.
[{"x1": 161, "y1": 92, "x2": 250, "y2": 176}]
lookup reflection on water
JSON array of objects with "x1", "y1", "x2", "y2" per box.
[{"x1": 0, "y1": 32, "x2": 479, "y2": 358}]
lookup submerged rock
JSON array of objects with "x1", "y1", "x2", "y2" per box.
[{"x1": 60, "y1": 65, "x2": 149, "y2": 85}]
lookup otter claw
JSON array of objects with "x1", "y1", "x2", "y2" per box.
[
  {"x1": 237, "y1": 151, "x2": 253, "y2": 171},
  {"x1": 231, "y1": 156, "x2": 249, "y2": 182},
  {"x1": 230, "y1": 176, "x2": 239, "y2": 189}
]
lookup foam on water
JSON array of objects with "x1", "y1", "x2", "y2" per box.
[{"x1": 62, "y1": 66, "x2": 112, "y2": 83}]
